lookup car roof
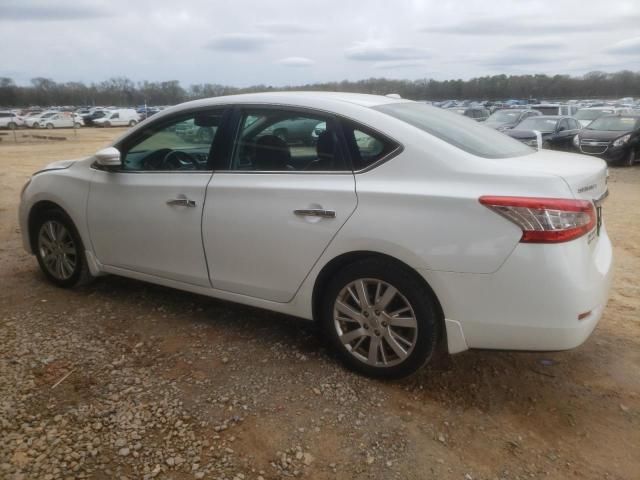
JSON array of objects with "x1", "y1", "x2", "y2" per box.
[{"x1": 171, "y1": 91, "x2": 413, "y2": 111}]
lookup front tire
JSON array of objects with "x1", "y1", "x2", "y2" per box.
[
  {"x1": 33, "y1": 209, "x2": 93, "y2": 288},
  {"x1": 320, "y1": 258, "x2": 440, "y2": 379},
  {"x1": 103, "y1": 121, "x2": 111, "y2": 128},
  {"x1": 8, "y1": 122, "x2": 16, "y2": 130}
]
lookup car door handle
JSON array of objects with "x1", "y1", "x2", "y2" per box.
[
  {"x1": 294, "y1": 209, "x2": 336, "y2": 218},
  {"x1": 166, "y1": 198, "x2": 196, "y2": 207}
]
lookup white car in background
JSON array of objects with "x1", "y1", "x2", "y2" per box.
[
  {"x1": 18, "y1": 92, "x2": 613, "y2": 378},
  {"x1": 25, "y1": 111, "x2": 57, "y2": 128},
  {"x1": 93, "y1": 109, "x2": 139, "y2": 127},
  {"x1": 39, "y1": 112, "x2": 84, "y2": 129},
  {"x1": 0, "y1": 111, "x2": 23, "y2": 129},
  {"x1": 574, "y1": 107, "x2": 632, "y2": 128}
]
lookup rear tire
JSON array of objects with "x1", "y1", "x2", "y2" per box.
[
  {"x1": 32, "y1": 209, "x2": 94, "y2": 288},
  {"x1": 128, "y1": 120, "x2": 137, "y2": 127},
  {"x1": 46, "y1": 123, "x2": 53, "y2": 130},
  {"x1": 320, "y1": 258, "x2": 440, "y2": 379},
  {"x1": 8, "y1": 122, "x2": 16, "y2": 130},
  {"x1": 104, "y1": 121, "x2": 111, "y2": 128},
  {"x1": 74, "y1": 122, "x2": 82, "y2": 128},
  {"x1": 32, "y1": 122, "x2": 39, "y2": 129}
]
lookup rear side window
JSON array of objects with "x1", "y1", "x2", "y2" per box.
[
  {"x1": 375, "y1": 102, "x2": 532, "y2": 159},
  {"x1": 342, "y1": 121, "x2": 398, "y2": 170},
  {"x1": 230, "y1": 109, "x2": 349, "y2": 172}
]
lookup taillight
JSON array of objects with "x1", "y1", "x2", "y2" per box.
[{"x1": 479, "y1": 196, "x2": 596, "y2": 243}]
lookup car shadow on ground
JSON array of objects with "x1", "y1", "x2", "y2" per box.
[{"x1": 73, "y1": 273, "x2": 578, "y2": 410}]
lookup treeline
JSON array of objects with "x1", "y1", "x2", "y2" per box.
[{"x1": 1, "y1": 70, "x2": 639, "y2": 107}]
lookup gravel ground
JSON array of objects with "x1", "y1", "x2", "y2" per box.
[{"x1": 0, "y1": 129, "x2": 639, "y2": 479}]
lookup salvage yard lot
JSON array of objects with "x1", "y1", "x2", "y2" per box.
[{"x1": 0, "y1": 128, "x2": 639, "y2": 479}]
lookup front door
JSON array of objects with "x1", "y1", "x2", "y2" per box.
[
  {"x1": 87, "y1": 109, "x2": 227, "y2": 287},
  {"x1": 203, "y1": 107, "x2": 357, "y2": 302}
]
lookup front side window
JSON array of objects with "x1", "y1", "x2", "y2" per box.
[
  {"x1": 230, "y1": 109, "x2": 349, "y2": 172},
  {"x1": 119, "y1": 111, "x2": 223, "y2": 171},
  {"x1": 376, "y1": 102, "x2": 532, "y2": 159}
]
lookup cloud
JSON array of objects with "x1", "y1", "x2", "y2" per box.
[
  {"x1": 257, "y1": 23, "x2": 318, "y2": 35},
  {"x1": 509, "y1": 41, "x2": 565, "y2": 50},
  {"x1": 425, "y1": 15, "x2": 640, "y2": 36},
  {"x1": 481, "y1": 52, "x2": 570, "y2": 68},
  {"x1": 0, "y1": 1, "x2": 111, "y2": 21},
  {"x1": 606, "y1": 36, "x2": 640, "y2": 55},
  {"x1": 205, "y1": 33, "x2": 272, "y2": 52},
  {"x1": 276, "y1": 57, "x2": 315, "y2": 67},
  {"x1": 345, "y1": 41, "x2": 430, "y2": 61},
  {"x1": 374, "y1": 59, "x2": 429, "y2": 69}
]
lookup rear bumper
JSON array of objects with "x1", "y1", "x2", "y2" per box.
[{"x1": 423, "y1": 226, "x2": 613, "y2": 352}]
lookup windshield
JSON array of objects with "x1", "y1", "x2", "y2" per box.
[
  {"x1": 375, "y1": 102, "x2": 533, "y2": 159},
  {"x1": 575, "y1": 109, "x2": 613, "y2": 121},
  {"x1": 587, "y1": 116, "x2": 638, "y2": 131},
  {"x1": 516, "y1": 117, "x2": 558, "y2": 132},
  {"x1": 486, "y1": 110, "x2": 522, "y2": 123}
]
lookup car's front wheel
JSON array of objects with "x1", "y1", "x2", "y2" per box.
[
  {"x1": 33, "y1": 210, "x2": 93, "y2": 288},
  {"x1": 321, "y1": 258, "x2": 440, "y2": 379},
  {"x1": 625, "y1": 148, "x2": 636, "y2": 167}
]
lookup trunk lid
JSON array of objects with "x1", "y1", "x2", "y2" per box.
[{"x1": 500, "y1": 150, "x2": 608, "y2": 201}]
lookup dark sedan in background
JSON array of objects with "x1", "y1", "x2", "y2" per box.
[
  {"x1": 506, "y1": 116, "x2": 582, "y2": 151},
  {"x1": 573, "y1": 114, "x2": 640, "y2": 166}
]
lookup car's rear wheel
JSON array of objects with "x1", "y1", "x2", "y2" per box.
[
  {"x1": 46, "y1": 123, "x2": 53, "y2": 130},
  {"x1": 8, "y1": 122, "x2": 16, "y2": 130},
  {"x1": 33, "y1": 210, "x2": 93, "y2": 288},
  {"x1": 104, "y1": 121, "x2": 111, "y2": 128},
  {"x1": 128, "y1": 120, "x2": 137, "y2": 127},
  {"x1": 32, "y1": 122, "x2": 39, "y2": 129},
  {"x1": 74, "y1": 122, "x2": 82, "y2": 128},
  {"x1": 320, "y1": 258, "x2": 439, "y2": 379}
]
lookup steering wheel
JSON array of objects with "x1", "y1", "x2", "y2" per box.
[{"x1": 160, "y1": 150, "x2": 200, "y2": 170}]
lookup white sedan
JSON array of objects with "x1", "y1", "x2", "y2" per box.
[
  {"x1": 18, "y1": 92, "x2": 613, "y2": 378},
  {"x1": 38, "y1": 112, "x2": 83, "y2": 129}
]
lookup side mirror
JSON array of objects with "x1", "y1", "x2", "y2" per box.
[{"x1": 94, "y1": 147, "x2": 121, "y2": 167}]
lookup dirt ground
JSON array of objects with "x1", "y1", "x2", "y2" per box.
[{"x1": 0, "y1": 128, "x2": 638, "y2": 480}]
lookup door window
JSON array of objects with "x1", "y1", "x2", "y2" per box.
[
  {"x1": 342, "y1": 121, "x2": 398, "y2": 171},
  {"x1": 119, "y1": 111, "x2": 223, "y2": 171},
  {"x1": 230, "y1": 109, "x2": 349, "y2": 172}
]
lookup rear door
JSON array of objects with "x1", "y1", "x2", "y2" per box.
[{"x1": 203, "y1": 107, "x2": 357, "y2": 302}]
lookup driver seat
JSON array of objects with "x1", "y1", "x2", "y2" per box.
[{"x1": 253, "y1": 135, "x2": 291, "y2": 171}]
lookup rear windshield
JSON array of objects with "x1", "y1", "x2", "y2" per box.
[
  {"x1": 587, "y1": 116, "x2": 639, "y2": 131},
  {"x1": 375, "y1": 102, "x2": 533, "y2": 159}
]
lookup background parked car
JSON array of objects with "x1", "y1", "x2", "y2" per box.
[
  {"x1": 531, "y1": 103, "x2": 579, "y2": 116},
  {"x1": 574, "y1": 107, "x2": 632, "y2": 128},
  {"x1": 484, "y1": 108, "x2": 541, "y2": 131},
  {"x1": 93, "y1": 109, "x2": 139, "y2": 127},
  {"x1": 573, "y1": 113, "x2": 640, "y2": 166},
  {"x1": 506, "y1": 116, "x2": 581, "y2": 150},
  {"x1": 24, "y1": 111, "x2": 57, "y2": 128},
  {"x1": 0, "y1": 111, "x2": 23, "y2": 129},
  {"x1": 39, "y1": 112, "x2": 83, "y2": 129},
  {"x1": 447, "y1": 106, "x2": 490, "y2": 122}
]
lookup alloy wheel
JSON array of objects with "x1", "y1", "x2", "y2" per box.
[
  {"x1": 333, "y1": 278, "x2": 418, "y2": 368},
  {"x1": 37, "y1": 220, "x2": 77, "y2": 280}
]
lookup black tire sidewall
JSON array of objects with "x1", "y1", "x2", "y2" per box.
[
  {"x1": 33, "y1": 210, "x2": 88, "y2": 288},
  {"x1": 320, "y1": 259, "x2": 439, "y2": 379}
]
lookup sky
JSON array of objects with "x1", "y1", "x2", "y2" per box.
[{"x1": 1, "y1": 0, "x2": 639, "y2": 87}]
